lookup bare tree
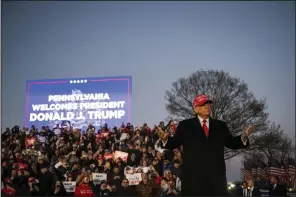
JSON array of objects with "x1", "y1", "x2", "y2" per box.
[
  {"x1": 242, "y1": 122, "x2": 294, "y2": 185},
  {"x1": 243, "y1": 151, "x2": 266, "y2": 163},
  {"x1": 251, "y1": 122, "x2": 294, "y2": 160},
  {"x1": 165, "y1": 70, "x2": 269, "y2": 160}
]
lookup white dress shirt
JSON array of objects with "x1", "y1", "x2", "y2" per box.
[
  {"x1": 197, "y1": 116, "x2": 209, "y2": 129},
  {"x1": 248, "y1": 187, "x2": 254, "y2": 196},
  {"x1": 273, "y1": 184, "x2": 277, "y2": 189}
]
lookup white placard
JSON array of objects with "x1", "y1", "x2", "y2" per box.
[
  {"x1": 125, "y1": 173, "x2": 142, "y2": 185},
  {"x1": 54, "y1": 128, "x2": 61, "y2": 135},
  {"x1": 63, "y1": 181, "x2": 76, "y2": 193},
  {"x1": 120, "y1": 133, "x2": 128, "y2": 141},
  {"x1": 92, "y1": 173, "x2": 107, "y2": 185},
  {"x1": 38, "y1": 136, "x2": 46, "y2": 143},
  {"x1": 114, "y1": 151, "x2": 128, "y2": 162}
]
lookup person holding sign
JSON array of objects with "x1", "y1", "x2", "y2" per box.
[
  {"x1": 52, "y1": 180, "x2": 67, "y2": 196},
  {"x1": 117, "y1": 179, "x2": 137, "y2": 196},
  {"x1": 74, "y1": 175, "x2": 95, "y2": 196},
  {"x1": 99, "y1": 181, "x2": 115, "y2": 196},
  {"x1": 161, "y1": 94, "x2": 256, "y2": 196}
]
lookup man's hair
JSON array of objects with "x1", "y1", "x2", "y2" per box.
[
  {"x1": 271, "y1": 175, "x2": 280, "y2": 182},
  {"x1": 248, "y1": 179, "x2": 254, "y2": 184}
]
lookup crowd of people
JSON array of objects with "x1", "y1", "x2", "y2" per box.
[
  {"x1": 232, "y1": 177, "x2": 288, "y2": 196},
  {"x1": 1, "y1": 121, "x2": 289, "y2": 196},
  {"x1": 1, "y1": 121, "x2": 184, "y2": 196}
]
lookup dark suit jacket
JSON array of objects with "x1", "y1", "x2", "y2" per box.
[
  {"x1": 270, "y1": 184, "x2": 287, "y2": 196},
  {"x1": 38, "y1": 171, "x2": 54, "y2": 196},
  {"x1": 164, "y1": 117, "x2": 249, "y2": 196},
  {"x1": 236, "y1": 186, "x2": 243, "y2": 196},
  {"x1": 251, "y1": 188, "x2": 261, "y2": 196}
]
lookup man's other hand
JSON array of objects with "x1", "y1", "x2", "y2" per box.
[
  {"x1": 242, "y1": 126, "x2": 255, "y2": 141},
  {"x1": 244, "y1": 126, "x2": 255, "y2": 136}
]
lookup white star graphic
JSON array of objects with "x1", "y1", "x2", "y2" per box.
[
  {"x1": 70, "y1": 80, "x2": 73, "y2": 83},
  {"x1": 73, "y1": 80, "x2": 76, "y2": 83},
  {"x1": 77, "y1": 80, "x2": 80, "y2": 83},
  {"x1": 84, "y1": 79, "x2": 87, "y2": 83},
  {"x1": 80, "y1": 80, "x2": 84, "y2": 83}
]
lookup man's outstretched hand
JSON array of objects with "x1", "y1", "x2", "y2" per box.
[
  {"x1": 245, "y1": 125, "x2": 255, "y2": 136},
  {"x1": 242, "y1": 126, "x2": 255, "y2": 141}
]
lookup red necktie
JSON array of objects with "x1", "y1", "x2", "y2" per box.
[{"x1": 202, "y1": 119, "x2": 209, "y2": 137}]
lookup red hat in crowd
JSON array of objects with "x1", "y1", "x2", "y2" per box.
[
  {"x1": 28, "y1": 177, "x2": 35, "y2": 183},
  {"x1": 193, "y1": 94, "x2": 213, "y2": 107},
  {"x1": 4, "y1": 178, "x2": 11, "y2": 183}
]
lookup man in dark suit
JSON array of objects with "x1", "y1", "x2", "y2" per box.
[
  {"x1": 161, "y1": 94, "x2": 255, "y2": 196},
  {"x1": 236, "y1": 182, "x2": 248, "y2": 196},
  {"x1": 269, "y1": 175, "x2": 287, "y2": 196},
  {"x1": 38, "y1": 163, "x2": 54, "y2": 196},
  {"x1": 247, "y1": 179, "x2": 261, "y2": 196}
]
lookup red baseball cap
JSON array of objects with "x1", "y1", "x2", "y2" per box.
[
  {"x1": 28, "y1": 177, "x2": 35, "y2": 183},
  {"x1": 193, "y1": 94, "x2": 213, "y2": 107},
  {"x1": 4, "y1": 178, "x2": 11, "y2": 183}
]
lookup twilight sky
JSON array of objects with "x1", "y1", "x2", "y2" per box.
[{"x1": 2, "y1": 1, "x2": 295, "y2": 181}]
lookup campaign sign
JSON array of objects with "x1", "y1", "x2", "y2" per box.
[
  {"x1": 114, "y1": 151, "x2": 128, "y2": 162},
  {"x1": 24, "y1": 76, "x2": 132, "y2": 130},
  {"x1": 103, "y1": 154, "x2": 113, "y2": 160},
  {"x1": 125, "y1": 173, "x2": 142, "y2": 185},
  {"x1": 25, "y1": 137, "x2": 36, "y2": 147},
  {"x1": 13, "y1": 163, "x2": 28, "y2": 170},
  {"x1": 62, "y1": 181, "x2": 76, "y2": 193},
  {"x1": 92, "y1": 173, "x2": 107, "y2": 185}
]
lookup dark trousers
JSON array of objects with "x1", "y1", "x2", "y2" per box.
[{"x1": 182, "y1": 177, "x2": 229, "y2": 196}]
